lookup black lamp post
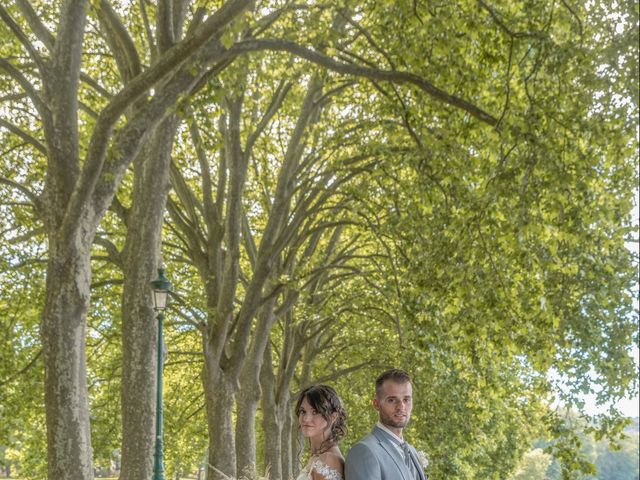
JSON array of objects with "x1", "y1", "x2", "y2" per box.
[{"x1": 151, "y1": 267, "x2": 172, "y2": 480}]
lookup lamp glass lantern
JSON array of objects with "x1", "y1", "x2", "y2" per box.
[{"x1": 151, "y1": 267, "x2": 172, "y2": 310}]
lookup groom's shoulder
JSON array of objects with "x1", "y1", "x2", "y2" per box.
[
  {"x1": 346, "y1": 430, "x2": 383, "y2": 466},
  {"x1": 352, "y1": 429, "x2": 381, "y2": 448},
  {"x1": 346, "y1": 433, "x2": 377, "y2": 461}
]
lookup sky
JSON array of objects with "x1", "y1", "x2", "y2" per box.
[
  {"x1": 600, "y1": 187, "x2": 639, "y2": 419},
  {"x1": 615, "y1": 189, "x2": 639, "y2": 418},
  {"x1": 560, "y1": 189, "x2": 639, "y2": 419},
  {"x1": 582, "y1": 346, "x2": 640, "y2": 418}
]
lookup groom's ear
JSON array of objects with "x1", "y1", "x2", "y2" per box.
[{"x1": 372, "y1": 398, "x2": 381, "y2": 412}]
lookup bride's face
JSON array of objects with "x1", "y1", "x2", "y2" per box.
[{"x1": 297, "y1": 397, "x2": 330, "y2": 440}]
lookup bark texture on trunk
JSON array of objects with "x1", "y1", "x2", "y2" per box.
[
  {"x1": 203, "y1": 357, "x2": 237, "y2": 480},
  {"x1": 235, "y1": 376, "x2": 260, "y2": 478},
  {"x1": 262, "y1": 412, "x2": 283, "y2": 480},
  {"x1": 260, "y1": 343, "x2": 286, "y2": 479},
  {"x1": 42, "y1": 245, "x2": 94, "y2": 480},
  {"x1": 236, "y1": 298, "x2": 278, "y2": 476},
  {"x1": 282, "y1": 402, "x2": 295, "y2": 480},
  {"x1": 120, "y1": 116, "x2": 177, "y2": 480},
  {"x1": 41, "y1": 0, "x2": 93, "y2": 474}
]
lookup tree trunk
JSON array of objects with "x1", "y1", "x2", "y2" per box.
[
  {"x1": 289, "y1": 408, "x2": 303, "y2": 479},
  {"x1": 40, "y1": 0, "x2": 93, "y2": 476},
  {"x1": 281, "y1": 393, "x2": 295, "y2": 480},
  {"x1": 42, "y1": 237, "x2": 94, "y2": 480},
  {"x1": 261, "y1": 344, "x2": 284, "y2": 480},
  {"x1": 120, "y1": 117, "x2": 177, "y2": 480},
  {"x1": 203, "y1": 357, "x2": 237, "y2": 480},
  {"x1": 263, "y1": 411, "x2": 283, "y2": 480},
  {"x1": 235, "y1": 373, "x2": 260, "y2": 478},
  {"x1": 236, "y1": 296, "x2": 279, "y2": 477}
]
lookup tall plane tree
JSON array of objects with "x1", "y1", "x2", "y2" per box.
[{"x1": 0, "y1": 0, "x2": 257, "y2": 476}]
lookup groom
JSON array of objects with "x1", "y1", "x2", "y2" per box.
[{"x1": 345, "y1": 369, "x2": 427, "y2": 480}]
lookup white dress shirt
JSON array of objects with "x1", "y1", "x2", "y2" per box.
[{"x1": 376, "y1": 421, "x2": 408, "y2": 460}]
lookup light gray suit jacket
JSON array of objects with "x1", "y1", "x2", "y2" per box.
[{"x1": 345, "y1": 426, "x2": 426, "y2": 480}]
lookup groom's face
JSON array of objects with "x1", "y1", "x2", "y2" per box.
[{"x1": 373, "y1": 380, "x2": 413, "y2": 432}]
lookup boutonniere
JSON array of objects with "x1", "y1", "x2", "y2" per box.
[{"x1": 416, "y1": 450, "x2": 429, "y2": 470}]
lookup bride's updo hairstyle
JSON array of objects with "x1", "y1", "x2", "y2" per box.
[{"x1": 295, "y1": 384, "x2": 347, "y2": 453}]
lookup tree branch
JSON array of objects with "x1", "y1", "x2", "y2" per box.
[
  {"x1": 186, "y1": 106, "x2": 221, "y2": 234},
  {"x1": 244, "y1": 80, "x2": 293, "y2": 157},
  {"x1": 139, "y1": 0, "x2": 156, "y2": 59},
  {"x1": 301, "y1": 361, "x2": 369, "y2": 389},
  {"x1": 477, "y1": 0, "x2": 547, "y2": 39},
  {"x1": 0, "y1": 349, "x2": 42, "y2": 387},
  {"x1": 0, "y1": 3, "x2": 46, "y2": 73},
  {"x1": 0, "y1": 118, "x2": 47, "y2": 154},
  {"x1": 97, "y1": 0, "x2": 142, "y2": 84},
  {"x1": 0, "y1": 58, "x2": 48, "y2": 119},
  {"x1": 6, "y1": 226, "x2": 46, "y2": 244},
  {"x1": 0, "y1": 175, "x2": 42, "y2": 208},
  {"x1": 93, "y1": 236, "x2": 122, "y2": 266},
  {"x1": 68, "y1": 0, "x2": 253, "y2": 243},
  {"x1": 228, "y1": 38, "x2": 498, "y2": 126},
  {"x1": 559, "y1": 0, "x2": 583, "y2": 37},
  {"x1": 339, "y1": 13, "x2": 396, "y2": 69},
  {"x1": 15, "y1": 0, "x2": 55, "y2": 49}
]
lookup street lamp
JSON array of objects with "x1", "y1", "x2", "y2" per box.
[{"x1": 151, "y1": 266, "x2": 172, "y2": 480}]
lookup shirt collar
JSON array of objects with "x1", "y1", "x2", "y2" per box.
[{"x1": 376, "y1": 421, "x2": 404, "y2": 442}]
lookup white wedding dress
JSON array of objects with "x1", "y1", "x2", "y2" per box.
[{"x1": 296, "y1": 456, "x2": 343, "y2": 480}]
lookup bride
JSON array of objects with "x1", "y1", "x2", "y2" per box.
[{"x1": 295, "y1": 384, "x2": 347, "y2": 480}]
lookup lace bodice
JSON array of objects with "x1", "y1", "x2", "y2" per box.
[{"x1": 295, "y1": 457, "x2": 343, "y2": 480}]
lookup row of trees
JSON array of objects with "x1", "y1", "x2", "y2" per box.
[{"x1": 0, "y1": 0, "x2": 637, "y2": 479}]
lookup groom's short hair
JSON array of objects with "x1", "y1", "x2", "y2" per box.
[{"x1": 375, "y1": 368, "x2": 412, "y2": 398}]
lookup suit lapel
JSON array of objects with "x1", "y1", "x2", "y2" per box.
[
  {"x1": 372, "y1": 427, "x2": 410, "y2": 480},
  {"x1": 405, "y1": 445, "x2": 426, "y2": 480}
]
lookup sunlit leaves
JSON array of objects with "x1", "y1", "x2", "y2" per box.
[{"x1": 0, "y1": 0, "x2": 637, "y2": 478}]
